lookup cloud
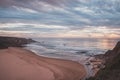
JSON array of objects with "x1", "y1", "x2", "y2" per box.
[
  {"x1": 0, "y1": 23, "x2": 69, "y2": 34},
  {"x1": 0, "y1": 0, "x2": 72, "y2": 12},
  {"x1": 12, "y1": 6, "x2": 38, "y2": 13},
  {"x1": 0, "y1": 0, "x2": 120, "y2": 38}
]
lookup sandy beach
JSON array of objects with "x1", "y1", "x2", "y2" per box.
[{"x1": 0, "y1": 47, "x2": 86, "y2": 80}]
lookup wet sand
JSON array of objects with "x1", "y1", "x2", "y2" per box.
[{"x1": 0, "y1": 47, "x2": 86, "y2": 80}]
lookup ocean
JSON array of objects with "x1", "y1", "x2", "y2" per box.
[{"x1": 24, "y1": 38, "x2": 119, "y2": 62}]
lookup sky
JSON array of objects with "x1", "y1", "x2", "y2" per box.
[{"x1": 0, "y1": 0, "x2": 120, "y2": 38}]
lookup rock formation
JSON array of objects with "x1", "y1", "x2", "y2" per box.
[
  {"x1": 0, "y1": 36, "x2": 35, "y2": 49},
  {"x1": 87, "y1": 41, "x2": 120, "y2": 80}
]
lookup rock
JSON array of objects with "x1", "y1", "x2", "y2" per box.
[
  {"x1": 87, "y1": 41, "x2": 120, "y2": 80},
  {"x1": 85, "y1": 62, "x2": 91, "y2": 65},
  {"x1": 0, "y1": 36, "x2": 35, "y2": 49},
  {"x1": 104, "y1": 41, "x2": 120, "y2": 63}
]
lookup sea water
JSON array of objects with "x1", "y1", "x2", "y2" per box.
[
  {"x1": 24, "y1": 38, "x2": 119, "y2": 78},
  {"x1": 25, "y1": 38, "x2": 119, "y2": 62}
]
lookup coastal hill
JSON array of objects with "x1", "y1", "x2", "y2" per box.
[
  {"x1": 87, "y1": 41, "x2": 120, "y2": 80},
  {"x1": 0, "y1": 36, "x2": 35, "y2": 49}
]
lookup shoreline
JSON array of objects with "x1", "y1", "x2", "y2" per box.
[
  {"x1": 0, "y1": 36, "x2": 105, "y2": 79},
  {"x1": 0, "y1": 47, "x2": 86, "y2": 80},
  {"x1": 0, "y1": 36, "x2": 119, "y2": 80}
]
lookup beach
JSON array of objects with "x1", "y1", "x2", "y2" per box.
[
  {"x1": 0, "y1": 47, "x2": 86, "y2": 80},
  {"x1": 0, "y1": 36, "x2": 119, "y2": 80}
]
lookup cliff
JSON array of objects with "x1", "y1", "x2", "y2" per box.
[
  {"x1": 87, "y1": 41, "x2": 120, "y2": 80},
  {"x1": 0, "y1": 36, "x2": 35, "y2": 49}
]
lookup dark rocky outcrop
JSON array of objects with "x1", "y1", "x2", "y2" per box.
[
  {"x1": 87, "y1": 41, "x2": 120, "y2": 80},
  {"x1": 0, "y1": 36, "x2": 35, "y2": 49}
]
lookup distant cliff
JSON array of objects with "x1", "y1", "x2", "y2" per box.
[
  {"x1": 0, "y1": 36, "x2": 35, "y2": 49},
  {"x1": 87, "y1": 41, "x2": 120, "y2": 80}
]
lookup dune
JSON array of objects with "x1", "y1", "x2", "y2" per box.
[{"x1": 0, "y1": 47, "x2": 86, "y2": 80}]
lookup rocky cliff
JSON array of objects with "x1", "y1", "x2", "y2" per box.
[
  {"x1": 87, "y1": 41, "x2": 120, "y2": 80},
  {"x1": 0, "y1": 36, "x2": 35, "y2": 49}
]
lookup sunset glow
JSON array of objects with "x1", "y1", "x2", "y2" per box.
[{"x1": 0, "y1": 0, "x2": 120, "y2": 39}]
